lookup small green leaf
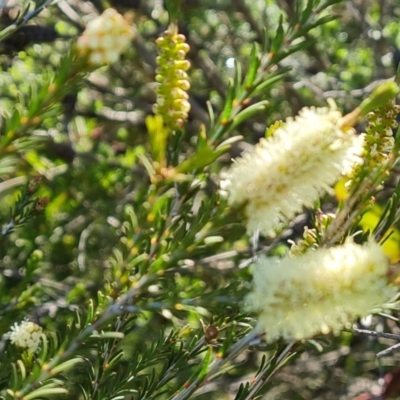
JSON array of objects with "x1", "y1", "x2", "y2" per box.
[
  {"x1": 24, "y1": 386, "x2": 69, "y2": 400},
  {"x1": 233, "y1": 59, "x2": 242, "y2": 97},
  {"x1": 84, "y1": 299, "x2": 94, "y2": 327},
  {"x1": 37, "y1": 333, "x2": 48, "y2": 364},
  {"x1": 105, "y1": 350, "x2": 125, "y2": 370},
  {"x1": 176, "y1": 146, "x2": 225, "y2": 173},
  {"x1": 244, "y1": 44, "x2": 260, "y2": 89},
  {"x1": 252, "y1": 67, "x2": 291, "y2": 96},
  {"x1": 305, "y1": 15, "x2": 339, "y2": 32},
  {"x1": 198, "y1": 346, "x2": 213, "y2": 381},
  {"x1": 219, "y1": 79, "x2": 236, "y2": 123},
  {"x1": 138, "y1": 152, "x2": 157, "y2": 177},
  {"x1": 16, "y1": 359, "x2": 27, "y2": 381},
  {"x1": 50, "y1": 357, "x2": 85, "y2": 375},
  {"x1": 146, "y1": 114, "x2": 170, "y2": 167},
  {"x1": 270, "y1": 15, "x2": 285, "y2": 55},
  {"x1": 8, "y1": 108, "x2": 22, "y2": 131},
  {"x1": 228, "y1": 101, "x2": 269, "y2": 132},
  {"x1": 215, "y1": 135, "x2": 243, "y2": 150},
  {"x1": 302, "y1": 0, "x2": 314, "y2": 21},
  {"x1": 91, "y1": 331, "x2": 125, "y2": 340},
  {"x1": 359, "y1": 82, "x2": 400, "y2": 116},
  {"x1": 197, "y1": 124, "x2": 209, "y2": 151}
]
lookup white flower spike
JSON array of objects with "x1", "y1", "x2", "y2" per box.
[
  {"x1": 8, "y1": 320, "x2": 43, "y2": 353},
  {"x1": 76, "y1": 8, "x2": 134, "y2": 66},
  {"x1": 245, "y1": 239, "x2": 395, "y2": 341},
  {"x1": 225, "y1": 106, "x2": 364, "y2": 236}
]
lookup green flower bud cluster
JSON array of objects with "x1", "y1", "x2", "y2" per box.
[
  {"x1": 153, "y1": 30, "x2": 191, "y2": 130},
  {"x1": 365, "y1": 103, "x2": 400, "y2": 164},
  {"x1": 290, "y1": 213, "x2": 335, "y2": 255}
]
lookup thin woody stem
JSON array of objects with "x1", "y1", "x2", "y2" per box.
[
  {"x1": 171, "y1": 327, "x2": 264, "y2": 400},
  {"x1": 244, "y1": 341, "x2": 296, "y2": 399}
]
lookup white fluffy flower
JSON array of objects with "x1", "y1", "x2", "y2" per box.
[
  {"x1": 8, "y1": 320, "x2": 43, "y2": 353},
  {"x1": 225, "y1": 107, "x2": 364, "y2": 236},
  {"x1": 245, "y1": 240, "x2": 395, "y2": 342},
  {"x1": 76, "y1": 8, "x2": 134, "y2": 65}
]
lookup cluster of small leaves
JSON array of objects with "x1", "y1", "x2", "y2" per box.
[
  {"x1": 1, "y1": 176, "x2": 47, "y2": 237},
  {"x1": 208, "y1": 0, "x2": 343, "y2": 143}
]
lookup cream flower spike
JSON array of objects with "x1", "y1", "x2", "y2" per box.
[
  {"x1": 8, "y1": 320, "x2": 43, "y2": 353},
  {"x1": 245, "y1": 239, "x2": 395, "y2": 342},
  {"x1": 76, "y1": 8, "x2": 134, "y2": 65},
  {"x1": 225, "y1": 106, "x2": 364, "y2": 236}
]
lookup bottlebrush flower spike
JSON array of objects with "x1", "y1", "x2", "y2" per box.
[
  {"x1": 224, "y1": 106, "x2": 364, "y2": 237},
  {"x1": 245, "y1": 239, "x2": 395, "y2": 342},
  {"x1": 76, "y1": 8, "x2": 134, "y2": 65},
  {"x1": 153, "y1": 27, "x2": 191, "y2": 130},
  {"x1": 8, "y1": 320, "x2": 43, "y2": 353}
]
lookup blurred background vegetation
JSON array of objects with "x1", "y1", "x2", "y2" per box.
[{"x1": 1, "y1": 0, "x2": 400, "y2": 399}]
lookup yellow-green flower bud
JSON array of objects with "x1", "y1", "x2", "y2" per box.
[
  {"x1": 173, "y1": 99, "x2": 191, "y2": 112},
  {"x1": 170, "y1": 88, "x2": 189, "y2": 100},
  {"x1": 154, "y1": 29, "x2": 191, "y2": 130},
  {"x1": 174, "y1": 70, "x2": 189, "y2": 80},
  {"x1": 171, "y1": 111, "x2": 190, "y2": 120},
  {"x1": 176, "y1": 80, "x2": 191, "y2": 91},
  {"x1": 174, "y1": 60, "x2": 191, "y2": 71}
]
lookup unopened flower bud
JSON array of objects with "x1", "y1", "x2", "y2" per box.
[
  {"x1": 171, "y1": 111, "x2": 190, "y2": 120},
  {"x1": 176, "y1": 43, "x2": 190, "y2": 53},
  {"x1": 174, "y1": 60, "x2": 191, "y2": 71},
  {"x1": 176, "y1": 80, "x2": 191, "y2": 91},
  {"x1": 170, "y1": 87, "x2": 189, "y2": 100},
  {"x1": 173, "y1": 99, "x2": 191, "y2": 112},
  {"x1": 175, "y1": 34, "x2": 186, "y2": 43}
]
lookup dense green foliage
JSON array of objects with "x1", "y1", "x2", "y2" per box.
[{"x1": 1, "y1": 0, "x2": 400, "y2": 399}]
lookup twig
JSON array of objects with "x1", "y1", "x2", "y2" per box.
[
  {"x1": 0, "y1": 176, "x2": 26, "y2": 193},
  {"x1": 353, "y1": 328, "x2": 400, "y2": 341},
  {"x1": 155, "y1": 337, "x2": 207, "y2": 391},
  {"x1": 0, "y1": 0, "x2": 55, "y2": 41},
  {"x1": 352, "y1": 328, "x2": 400, "y2": 358},
  {"x1": 377, "y1": 342, "x2": 400, "y2": 358},
  {"x1": 171, "y1": 327, "x2": 264, "y2": 400},
  {"x1": 244, "y1": 341, "x2": 296, "y2": 399}
]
